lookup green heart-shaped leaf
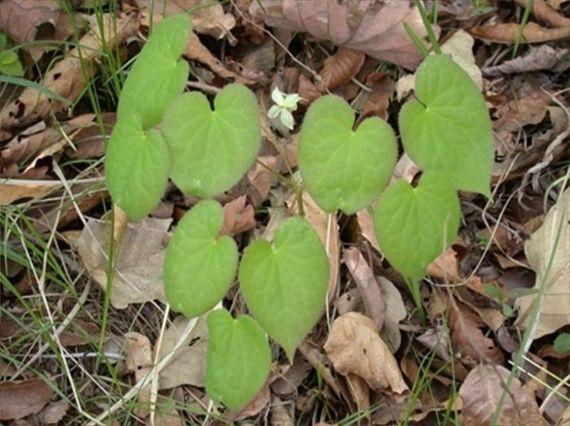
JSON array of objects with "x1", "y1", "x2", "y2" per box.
[
  {"x1": 373, "y1": 172, "x2": 460, "y2": 282},
  {"x1": 299, "y1": 95, "x2": 397, "y2": 214},
  {"x1": 161, "y1": 83, "x2": 261, "y2": 198},
  {"x1": 239, "y1": 216, "x2": 329, "y2": 358},
  {"x1": 206, "y1": 309, "x2": 271, "y2": 410},
  {"x1": 164, "y1": 200, "x2": 238, "y2": 318},
  {"x1": 117, "y1": 14, "x2": 190, "y2": 127},
  {"x1": 105, "y1": 117, "x2": 169, "y2": 220},
  {"x1": 399, "y1": 54, "x2": 494, "y2": 196}
]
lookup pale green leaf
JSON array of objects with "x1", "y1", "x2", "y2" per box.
[
  {"x1": 0, "y1": 51, "x2": 24, "y2": 77},
  {"x1": 399, "y1": 54, "x2": 494, "y2": 196},
  {"x1": 162, "y1": 83, "x2": 261, "y2": 198},
  {"x1": 117, "y1": 14, "x2": 190, "y2": 127},
  {"x1": 239, "y1": 216, "x2": 329, "y2": 358},
  {"x1": 164, "y1": 200, "x2": 238, "y2": 318},
  {"x1": 105, "y1": 117, "x2": 170, "y2": 220},
  {"x1": 299, "y1": 95, "x2": 397, "y2": 214},
  {"x1": 206, "y1": 309, "x2": 271, "y2": 410},
  {"x1": 373, "y1": 172, "x2": 460, "y2": 282}
]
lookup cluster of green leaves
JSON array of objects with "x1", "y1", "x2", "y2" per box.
[
  {"x1": 300, "y1": 54, "x2": 493, "y2": 307},
  {"x1": 105, "y1": 15, "x2": 329, "y2": 411},
  {"x1": 105, "y1": 13, "x2": 494, "y2": 411}
]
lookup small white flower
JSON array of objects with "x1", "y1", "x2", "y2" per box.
[{"x1": 268, "y1": 87, "x2": 303, "y2": 130}]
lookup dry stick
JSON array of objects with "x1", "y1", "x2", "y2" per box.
[
  {"x1": 149, "y1": 304, "x2": 171, "y2": 426},
  {"x1": 86, "y1": 316, "x2": 200, "y2": 426}
]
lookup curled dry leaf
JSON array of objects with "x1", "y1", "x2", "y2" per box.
[
  {"x1": 184, "y1": 32, "x2": 256, "y2": 85},
  {"x1": 320, "y1": 48, "x2": 366, "y2": 91},
  {"x1": 324, "y1": 312, "x2": 408, "y2": 395},
  {"x1": 0, "y1": 378, "x2": 53, "y2": 421},
  {"x1": 220, "y1": 195, "x2": 256, "y2": 236},
  {"x1": 377, "y1": 276, "x2": 406, "y2": 353},
  {"x1": 343, "y1": 247, "x2": 385, "y2": 330},
  {"x1": 449, "y1": 302, "x2": 504, "y2": 365},
  {"x1": 0, "y1": 0, "x2": 72, "y2": 61},
  {"x1": 516, "y1": 188, "x2": 570, "y2": 339},
  {"x1": 458, "y1": 364, "x2": 545, "y2": 426},
  {"x1": 76, "y1": 216, "x2": 171, "y2": 309},
  {"x1": 0, "y1": 14, "x2": 138, "y2": 130},
  {"x1": 513, "y1": 0, "x2": 570, "y2": 28},
  {"x1": 484, "y1": 45, "x2": 569, "y2": 76},
  {"x1": 136, "y1": 0, "x2": 237, "y2": 40},
  {"x1": 471, "y1": 22, "x2": 570, "y2": 44},
  {"x1": 250, "y1": 0, "x2": 432, "y2": 70},
  {"x1": 0, "y1": 178, "x2": 58, "y2": 205}
]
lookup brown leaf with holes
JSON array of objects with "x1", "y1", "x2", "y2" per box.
[
  {"x1": 0, "y1": 14, "x2": 137, "y2": 130},
  {"x1": 0, "y1": 379, "x2": 53, "y2": 420},
  {"x1": 0, "y1": 0, "x2": 73, "y2": 61},
  {"x1": 459, "y1": 365, "x2": 546, "y2": 426},
  {"x1": 449, "y1": 302, "x2": 504, "y2": 365},
  {"x1": 320, "y1": 48, "x2": 365, "y2": 91},
  {"x1": 471, "y1": 22, "x2": 570, "y2": 44},
  {"x1": 251, "y1": 0, "x2": 432, "y2": 70},
  {"x1": 514, "y1": 0, "x2": 570, "y2": 28},
  {"x1": 324, "y1": 312, "x2": 408, "y2": 395}
]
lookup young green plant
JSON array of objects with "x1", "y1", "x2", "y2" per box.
[{"x1": 105, "y1": 13, "x2": 494, "y2": 412}]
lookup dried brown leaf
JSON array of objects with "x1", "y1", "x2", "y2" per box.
[
  {"x1": 38, "y1": 400, "x2": 70, "y2": 425},
  {"x1": 157, "y1": 316, "x2": 208, "y2": 390},
  {"x1": 137, "y1": 0, "x2": 236, "y2": 40},
  {"x1": 324, "y1": 312, "x2": 408, "y2": 395},
  {"x1": 514, "y1": 0, "x2": 570, "y2": 27},
  {"x1": 471, "y1": 22, "x2": 570, "y2": 44},
  {"x1": 220, "y1": 195, "x2": 256, "y2": 236},
  {"x1": 320, "y1": 48, "x2": 366, "y2": 91},
  {"x1": 0, "y1": 0, "x2": 72, "y2": 61},
  {"x1": 516, "y1": 188, "x2": 570, "y2": 338},
  {"x1": 0, "y1": 379, "x2": 53, "y2": 421},
  {"x1": 359, "y1": 72, "x2": 392, "y2": 121},
  {"x1": 184, "y1": 33, "x2": 255, "y2": 85},
  {"x1": 343, "y1": 247, "x2": 385, "y2": 330},
  {"x1": 251, "y1": 0, "x2": 432, "y2": 70},
  {"x1": 76, "y1": 216, "x2": 171, "y2": 309},
  {"x1": 449, "y1": 303, "x2": 504, "y2": 365},
  {"x1": 459, "y1": 364, "x2": 545, "y2": 425},
  {"x1": 0, "y1": 14, "x2": 137, "y2": 129},
  {"x1": 0, "y1": 179, "x2": 58, "y2": 205},
  {"x1": 484, "y1": 45, "x2": 569, "y2": 75}
]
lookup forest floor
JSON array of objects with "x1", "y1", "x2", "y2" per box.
[{"x1": 0, "y1": 0, "x2": 569, "y2": 425}]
